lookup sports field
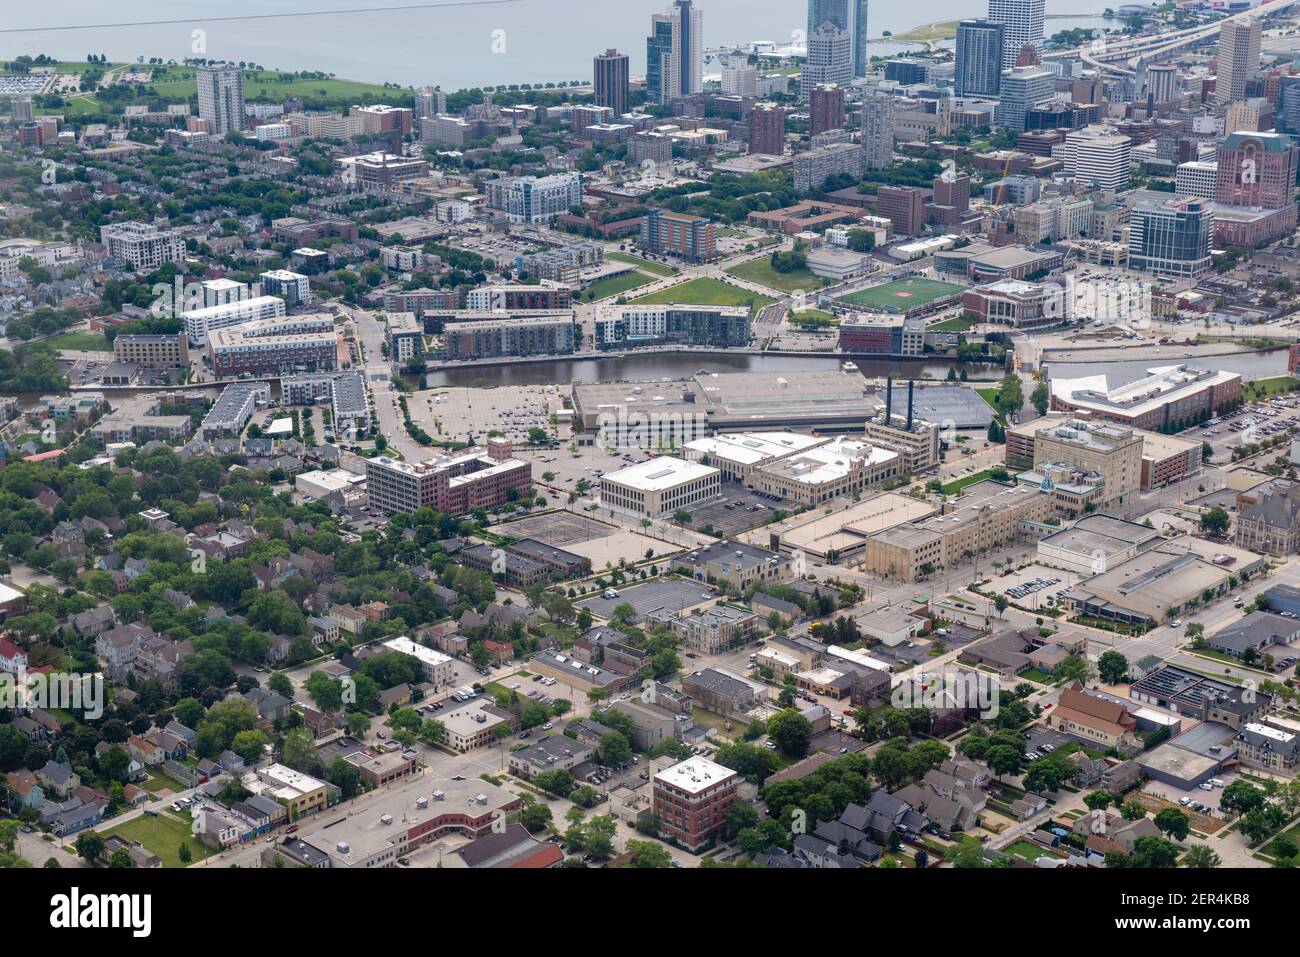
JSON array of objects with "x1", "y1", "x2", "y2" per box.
[{"x1": 836, "y1": 277, "x2": 966, "y2": 311}]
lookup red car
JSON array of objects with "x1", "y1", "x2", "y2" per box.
[{"x1": 286, "y1": 824, "x2": 299, "y2": 834}]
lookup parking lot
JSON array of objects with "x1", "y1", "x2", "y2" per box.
[
  {"x1": 981, "y1": 563, "x2": 1083, "y2": 612},
  {"x1": 1185, "y1": 396, "x2": 1300, "y2": 463},
  {"x1": 685, "y1": 482, "x2": 789, "y2": 537},
  {"x1": 576, "y1": 576, "x2": 716, "y2": 623}
]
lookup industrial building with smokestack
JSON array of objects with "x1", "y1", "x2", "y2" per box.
[{"x1": 861, "y1": 378, "x2": 944, "y2": 474}]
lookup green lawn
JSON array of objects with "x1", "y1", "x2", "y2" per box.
[
  {"x1": 788, "y1": 309, "x2": 838, "y2": 329},
  {"x1": 630, "y1": 277, "x2": 775, "y2": 312},
  {"x1": 836, "y1": 277, "x2": 966, "y2": 312},
  {"x1": 1018, "y1": 667, "x2": 1056, "y2": 685},
  {"x1": 580, "y1": 271, "x2": 652, "y2": 301},
  {"x1": 99, "y1": 811, "x2": 214, "y2": 868},
  {"x1": 929, "y1": 317, "x2": 973, "y2": 333},
  {"x1": 940, "y1": 469, "x2": 997, "y2": 495},
  {"x1": 13, "y1": 63, "x2": 402, "y2": 117},
  {"x1": 47, "y1": 331, "x2": 110, "y2": 351},
  {"x1": 139, "y1": 769, "x2": 189, "y2": 795},
  {"x1": 724, "y1": 258, "x2": 830, "y2": 295},
  {"x1": 975, "y1": 388, "x2": 1006, "y2": 424},
  {"x1": 1243, "y1": 376, "x2": 1300, "y2": 402},
  {"x1": 606, "y1": 251, "x2": 677, "y2": 277}
]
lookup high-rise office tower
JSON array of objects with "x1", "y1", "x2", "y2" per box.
[
  {"x1": 861, "y1": 93, "x2": 896, "y2": 171},
  {"x1": 748, "y1": 102, "x2": 786, "y2": 156},
  {"x1": 593, "y1": 49, "x2": 630, "y2": 117},
  {"x1": 988, "y1": 0, "x2": 1045, "y2": 71},
  {"x1": 809, "y1": 83, "x2": 847, "y2": 134},
  {"x1": 1129, "y1": 197, "x2": 1213, "y2": 277},
  {"x1": 646, "y1": 1, "x2": 703, "y2": 104},
  {"x1": 806, "y1": 0, "x2": 870, "y2": 77},
  {"x1": 1144, "y1": 64, "x2": 1180, "y2": 105},
  {"x1": 996, "y1": 65, "x2": 1055, "y2": 131},
  {"x1": 11, "y1": 95, "x2": 33, "y2": 123},
  {"x1": 196, "y1": 62, "x2": 245, "y2": 136},
  {"x1": 1216, "y1": 19, "x2": 1261, "y2": 106},
  {"x1": 955, "y1": 20, "x2": 1005, "y2": 97},
  {"x1": 800, "y1": 23, "x2": 853, "y2": 99},
  {"x1": 1215, "y1": 131, "x2": 1298, "y2": 209}
]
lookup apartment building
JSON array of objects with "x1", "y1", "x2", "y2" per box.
[
  {"x1": 484, "y1": 173, "x2": 583, "y2": 224},
  {"x1": 441, "y1": 314, "x2": 575, "y2": 360},
  {"x1": 464, "y1": 284, "x2": 573, "y2": 311},
  {"x1": 182, "y1": 295, "x2": 288, "y2": 347},
  {"x1": 653, "y1": 757, "x2": 739, "y2": 851},
  {"x1": 639, "y1": 208, "x2": 716, "y2": 262},
  {"x1": 112, "y1": 333, "x2": 190, "y2": 368},
  {"x1": 99, "y1": 222, "x2": 186, "y2": 271},
  {"x1": 594, "y1": 304, "x2": 749, "y2": 349},
  {"x1": 365, "y1": 445, "x2": 531, "y2": 516},
  {"x1": 207, "y1": 315, "x2": 337, "y2": 376}
]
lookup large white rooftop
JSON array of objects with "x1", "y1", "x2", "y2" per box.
[
  {"x1": 653, "y1": 756, "x2": 738, "y2": 796},
  {"x1": 602, "y1": 455, "x2": 719, "y2": 491},
  {"x1": 684, "y1": 430, "x2": 827, "y2": 466},
  {"x1": 383, "y1": 635, "x2": 452, "y2": 670}
]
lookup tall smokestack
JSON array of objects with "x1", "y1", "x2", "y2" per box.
[
  {"x1": 906, "y1": 380, "x2": 914, "y2": 431},
  {"x1": 885, "y1": 377, "x2": 893, "y2": 427}
]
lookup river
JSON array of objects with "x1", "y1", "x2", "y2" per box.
[{"x1": 3, "y1": 0, "x2": 1114, "y2": 91}]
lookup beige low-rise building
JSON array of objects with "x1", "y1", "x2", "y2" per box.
[{"x1": 861, "y1": 480, "x2": 1058, "y2": 582}]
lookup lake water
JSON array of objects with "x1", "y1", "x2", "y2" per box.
[{"x1": 4, "y1": 0, "x2": 1112, "y2": 91}]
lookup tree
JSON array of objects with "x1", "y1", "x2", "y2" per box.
[
  {"x1": 766, "y1": 709, "x2": 813, "y2": 757},
  {"x1": 599, "y1": 732, "x2": 632, "y2": 766},
  {"x1": 1124, "y1": 836, "x2": 1181, "y2": 869},
  {"x1": 1200, "y1": 507, "x2": 1230, "y2": 536},
  {"x1": 521, "y1": 802, "x2": 553, "y2": 833},
  {"x1": 178, "y1": 842, "x2": 192, "y2": 864},
  {"x1": 1097, "y1": 650, "x2": 1129, "y2": 685},
  {"x1": 1030, "y1": 380, "x2": 1049, "y2": 416},
  {"x1": 1154, "y1": 807, "x2": 1190, "y2": 841},
  {"x1": 74, "y1": 832, "x2": 105, "y2": 864},
  {"x1": 1083, "y1": 791, "x2": 1114, "y2": 811},
  {"x1": 304, "y1": 672, "x2": 344, "y2": 712},
  {"x1": 1271, "y1": 835, "x2": 1298, "y2": 864},
  {"x1": 1180, "y1": 844, "x2": 1220, "y2": 869},
  {"x1": 622, "y1": 840, "x2": 672, "y2": 868}
]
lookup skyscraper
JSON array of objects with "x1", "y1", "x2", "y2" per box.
[
  {"x1": 987, "y1": 0, "x2": 1045, "y2": 71},
  {"x1": 809, "y1": 83, "x2": 847, "y2": 135},
  {"x1": 646, "y1": 15, "x2": 675, "y2": 105},
  {"x1": 955, "y1": 20, "x2": 1005, "y2": 98},
  {"x1": 801, "y1": 23, "x2": 853, "y2": 100},
  {"x1": 806, "y1": 0, "x2": 870, "y2": 77},
  {"x1": 593, "y1": 49, "x2": 630, "y2": 117},
  {"x1": 1215, "y1": 131, "x2": 1298, "y2": 209},
  {"x1": 646, "y1": 1, "x2": 703, "y2": 105},
  {"x1": 861, "y1": 93, "x2": 896, "y2": 171},
  {"x1": 11, "y1": 95, "x2": 33, "y2": 123},
  {"x1": 748, "y1": 102, "x2": 786, "y2": 156},
  {"x1": 196, "y1": 62, "x2": 245, "y2": 136},
  {"x1": 1216, "y1": 19, "x2": 1261, "y2": 106}
]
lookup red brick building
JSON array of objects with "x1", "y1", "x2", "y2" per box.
[{"x1": 652, "y1": 757, "x2": 739, "y2": 851}]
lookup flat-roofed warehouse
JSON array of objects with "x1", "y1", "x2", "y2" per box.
[
  {"x1": 759, "y1": 490, "x2": 939, "y2": 562},
  {"x1": 571, "y1": 368, "x2": 884, "y2": 446},
  {"x1": 694, "y1": 369, "x2": 883, "y2": 432},
  {"x1": 1061, "y1": 537, "x2": 1267, "y2": 627},
  {"x1": 1036, "y1": 513, "x2": 1163, "y2": 575}
]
